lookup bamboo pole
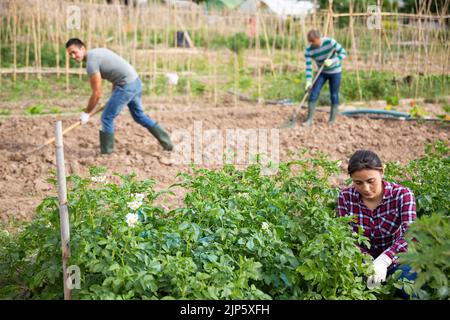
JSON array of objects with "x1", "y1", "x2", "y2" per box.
[
  {"x1": 175, "y1": 14, "x2": 194, "y2": 49},
  {"x1": 313, "y1": 0, "x2": 318, "y2": 27},
  {"x1": 78, "y1": 5, "x2": 84, "y2": 82},
  {"x1": 349, "y1": 0, "x2": 363, "y2": 101},
  {"x1": 332, "y1": 12, "x2": 449, "y2": 19},
  {"x1": 324, "y1": 1, "x2": 331, "y2": 36},
  {"x1": 117, "y1": 4, "x2": 123, "y2": 57},
  {"x1": 132, "y1": 3, "x2": 139, "y2": 68},
  {"x1": 55, "y1": 9, "x2": 60, "y2": 78},
  {"x1": 234, "y1": 51, "x2": 238, "y2": 108},
  {"x1": 187, "y1": 50, "x2": 192, "y2": 106},
  {"x1": 145, "y1": 7, "x2": 152, "y2": 95},
  {"x1": 329, "y1": 0, "x2": 335, "y2": 39},
  {"x1": 208, "y1": 50, "x2": 212, "y2": 104},
  {"x1": 0, "y1": 9, "x2": 2, "y2": 87},
  {"x1": 54, "y1": 121, "x2": 72, "y2": 301},
  {"x1": 4, "y1": 2, "x2": 10, "y2": 44},
  {"x1": 152, "y1": 30, "x2": 157, "y2": 97},
  {"x1": 377, "y1": 0, "x2": 383, "y2": 71},
  {"x1": 65, "y1": 11, "x2": 70, "y2": 93},
  {"x1": 37, "y1": 0, "x2": 42, "y2": 81},
  {"x1": 258, "y1": 12, "x2": 275, "y2": 77},
  {"x1": 214, "y1": 52, "x2": 218, "y2": 107},
  {"x1": 12, "y1": 1, "x2": 17, "y2": 83},
  {"x1": 88, "y1": 0, "x2": 93, "y2": 48},
  {"x1": 31, "y1": 7, "x2": 39, "y2": 81},
  {"x1": 256, "y1": 13, "x2": 262, "y2": 104}
]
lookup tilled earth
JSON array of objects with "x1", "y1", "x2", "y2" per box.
[{"x1": 1, "y1": 98, "x2": 449, "y2": 223}]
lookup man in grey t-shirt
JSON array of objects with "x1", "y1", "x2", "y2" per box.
[{"x1": 65, "y1": 38, "x2": 173, "y2": 154}]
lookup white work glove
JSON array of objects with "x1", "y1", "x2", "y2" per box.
[
  {"x1": 324, "y1": 58, "x2": 333, "y2": 67},
  {"x1": 367, "y1": 253, "x2": 392, "y2": 289},
  {"x1": 80, "y1": 112, "x2": 90, "y2": 125},
  {"x1": 305, "y1": 80, "x2": 312, "y2": 90}
]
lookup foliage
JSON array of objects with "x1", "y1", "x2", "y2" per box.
[
  {"x1": 0, "y1": 154, "x2": 380, "y2": 300},
  {"x1": 397, "y1": 213, "x2": 450, "y2": 300},
  {"x1": 1, "y1": 145, "x2": 449, "y2": 300},
  {"x1": 384, "y1": 140, "x2": 450, "y2": 217},
  {"x1": 385, "y1": 96, "x2": 400, "y2": 106},
  {"x1": 0, "y1": 108, "x2": 11, "y2": 116},
  {"x1": 410, "y1": 104, "x2": 428, "y2": 118},
  {"x1": 442, "y1": 101, "x2": 450, "y2": 114},
  {"x1": 25, "y1": 104, "x2": 45, "y2": 115},
  {"x1": 49, "y1": 107, "x2": 62, "y2": 114}
]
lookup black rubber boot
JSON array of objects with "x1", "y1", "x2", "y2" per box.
[
  {"x1": 148, "y1": 123, "x2": 174, "y2": 151},
  {"x1": 329, "y1": 104, "x2": 339, "y2": 123},
  {"x1": 302, "y1": 101, "x2": 317, "y2": 127},
  {"x1": 99, "y1": 130, "x2": 114, "y2": 154}
]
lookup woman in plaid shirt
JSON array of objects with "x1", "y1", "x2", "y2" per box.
[{"x1": 337, "y1": 150, "x2": 417, "y2": 296}]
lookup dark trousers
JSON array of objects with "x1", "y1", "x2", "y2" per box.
[{"x1": 308, "y1": 72, "x2": 341, "y2": 105}]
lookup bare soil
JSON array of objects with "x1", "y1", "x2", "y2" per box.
[{"x1": 1, "y1": 98, "x2": 448, "y2": 223}]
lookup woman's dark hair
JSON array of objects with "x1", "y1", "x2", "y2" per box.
[
  {"x1": 348, "y1": 150, "x2": 383, "y2": 175},
  {"x1": 65, "y1": 38, "x2": 86, "y2": 49}
]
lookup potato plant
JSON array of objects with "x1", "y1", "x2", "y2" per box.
[
  {"x1": 0, "y1": 154, "x2": 380, "y2": 300},
  {"x1": 384, "y1": 140, "x2": 449, "y2": 217},
  {"x1": 397, "y1": 213, "x2": 450, "y2": 300},
  {"x1": 0, "y1": 145, "x2": 448, "y2": 300}
]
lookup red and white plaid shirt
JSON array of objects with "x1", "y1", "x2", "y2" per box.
[{"x1": 337, "y1": 180, "x2": 416, "y2": 266}]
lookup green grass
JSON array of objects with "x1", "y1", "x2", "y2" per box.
[
  {"x1": 0, "y1": 75, "x2": 91, "y2": 102},
  {"x1": 25, "y1": 104, "x2": 45, "y2": 115},
  {"x1": 0, "y1": 108, "x2": 11, "y2": 116},
  {"x1": 255, "y1": 71, "x2": 449, "y2": 105},
  {"x1": 0, "y1": 65, "x2": 448, "y2": 107}
]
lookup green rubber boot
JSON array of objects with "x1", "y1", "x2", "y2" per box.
[
  {"x1": 99, "y1": 130, "x2": 114, "y2": 155},
  {"x1": 302, "y1": 101, "x2": 317, "y2": 127},
  {"x1": 148, "y1": 123, "x2": 174, "y2": 151},
  {"x1": 329, "y1": 104, "x2": 339, "y2": 123}
]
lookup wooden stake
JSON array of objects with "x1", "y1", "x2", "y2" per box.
[{"x1": 54, "y1": 121, "x2": 72, "y2": 301}]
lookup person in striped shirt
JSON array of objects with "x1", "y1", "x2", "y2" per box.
[
  {"x1": 303, "y1": 30, "x2": 347, "y2": 126},
  {"x1": 337, "y1": 150, "x2": 417, "y2": 298}
]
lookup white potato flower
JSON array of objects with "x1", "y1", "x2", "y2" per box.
[
  {"x1": 261, "y1": 222, "x2": 269, "y2": 230},
  {"x1": 125, "y1": 213, "x2": 139, "y2": 227},
  {"x1": 127, "y1": 200, "x2": 143, "y2": 211},
  {"x1": 91, "y1": 176, "x2": 107, "y2": 183},
  {"x1": 132, "y1": 193, "x2": 146, "y2": 201}
]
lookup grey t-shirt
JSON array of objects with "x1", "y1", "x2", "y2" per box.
[{"x1": 86, "y1": 48, "x2": 138, "y2": 86}]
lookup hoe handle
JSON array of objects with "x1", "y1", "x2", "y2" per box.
[
  {"x1": 32, "y1": 106, "x2": 105, "y2": 153},
  {"x1": 291, "y1": 49, "x2": 337, "y2": 118}
]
